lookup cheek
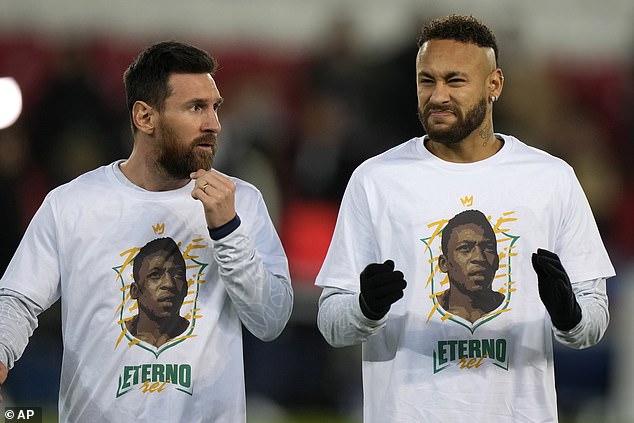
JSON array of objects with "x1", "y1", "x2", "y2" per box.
[
  {"x1": 416, "y1": 86, "x2": 431, "y2": 102},
  {"x1": 141, "y1": 281, "x2": 160, "y2": 296}
]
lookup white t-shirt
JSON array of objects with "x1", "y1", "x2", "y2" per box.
[
  {"x1": 0, "y1": 161, "x2": 292, "y2": 422},
  {"x1": 316, "y1": 134, "x2": 615, "y2": 422}
]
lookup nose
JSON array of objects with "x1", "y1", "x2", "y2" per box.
[
  {"x1": 429, "y1": 82, "x2": 450, "y2": 105},
  {"x1": 471, "y1": 246, "x2": 487, "y2": 262},
  {"x1": 159, "y1": 272, "x2": 178, "y2": 291},
  {"x1": 202, "y1": 109, "x2": 221, "y2": 133}
]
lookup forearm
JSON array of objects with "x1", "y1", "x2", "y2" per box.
[
  {"x1": 0, "y1": 289, "x2": 41, "y2": 369},
  {"x1": 317, "y1": 286, "x2": 385, "y2": 348},
  {"x1": 212, "y1": 225, "x2": 293, "y2": 341},
  {"x1": 553, "y1": 277, "x2": 609, "y2": 349}
]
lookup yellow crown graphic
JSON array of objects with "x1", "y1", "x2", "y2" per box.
[
  {"x1": 460, "y1": 196, "x2": 474, "y2": 207},
  {"x1": 152, "y1": 223, "x2": 165, "y2": 235}
]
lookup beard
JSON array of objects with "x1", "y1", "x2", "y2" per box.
[
  {"x1": 418, "y1": 96, "x2": 487, "y2": 145},
  {"x1": 156, "y1": 120, "x2": 217, "y2": 179}
]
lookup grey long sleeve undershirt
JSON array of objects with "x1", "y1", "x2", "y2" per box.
[
  {"x1": 212, "y1": 223, "x2": 293, "y2": 342},
  {"x1": 318, "y1": 277, "x2": 609, "y2": 350},
  {"x1": 0, "y1": 289, "x2": 41, "y2": 370}
]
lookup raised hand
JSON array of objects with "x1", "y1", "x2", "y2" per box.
[
  {"x1": 359, "y1": 260, "x2": 407, "y2": 320},
  {"x1": 531, "y1": 248, "x2": 582, "y2": 331},
  {"x1": 191, "y1": 169, "x2": 237, "y2": 229}
]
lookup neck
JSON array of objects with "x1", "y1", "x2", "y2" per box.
[
  {"x1": 130, "y1": 314, "x2": 181, "y2": 348},
  {"x1": 120, "y1": 151, "x2": 190, "y2": 192},
  {"x1": 442, "y1": 285, "x2": 501, "y2": 314},
  {"x1": 440, "y1": 289, "x2": 493, "y2": 323},
  {"x1": 426, "y1": 123, "x2": 502, "y2": 163}
]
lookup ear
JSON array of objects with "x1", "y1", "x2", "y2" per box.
[
  {"x1": 438, "y1": 254, "x2": 449, "y2": 273},
  {"x1": 129, "y1": 282, "x2": 140, "y2": 300},
  {"x1": 132, "y1": 101, "x2": 156, "y2": 135},
  {"x1": 489, "y1": 68, "x2": 504, "y2": 101}
]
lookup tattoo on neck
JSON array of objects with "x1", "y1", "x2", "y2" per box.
[{"x1": 479, "y1": 123, "x2": 493, "y2": 145}]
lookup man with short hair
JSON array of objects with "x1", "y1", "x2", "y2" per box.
[
  {"x1": 316, "y1": 15, "x2": 614, "y2": 422},
  {"x1": 0, "y1": 40, "x2": 293, "y2": 422}
]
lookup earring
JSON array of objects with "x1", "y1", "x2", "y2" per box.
[{"x1": 490, "y1": 95, "x2": 497, "y2": 103}]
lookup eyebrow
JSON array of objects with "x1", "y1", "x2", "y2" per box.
[
  {"x1": 188, "y1": 97, "x2": 224, "y2": 106},
  {"x1": 418, "y1": 70, "x2": 469, "y2": 79}
]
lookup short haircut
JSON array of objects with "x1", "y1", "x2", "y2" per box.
[
  {"x1": 417, "y1": 15, "x2": 499, "y2": 65},
  {"x1": 123, "y1": 40, "x2": 217, "y2": 124},
  {"x1": 441, "y1": 209, "x2": 496, "y2": 255},
  {"x1": 133, "y1": 237, "x2": 185, "y2": 283}
]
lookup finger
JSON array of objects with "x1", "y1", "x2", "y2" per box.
[
  {"x1": 366, "y1": 270, "x2": 404, "y2": 285},
  {"x1": 371, "y1": 280, "x2": 407, "y2": 297},
  {"x1": 377, "y1": 289, "x2": 405, "y2": 306},
  {"x1": 536, "y1": 255, "x2": 568, "y2": 278},
  {"x1": 190, "y1": 168, "x2": 208, "y2": 180},
  {"x1": 0, "y1": 362, "x2": 7, "y2": 385},
  {"x1": 532, "y1": 253, "x2": 549, "y2": 272},
  {"x1": 536, "y1": 248, "x2": 559, "y2": 260},
  {"x1": 199, "y1": 172, "x2": 235, "y2": 195},
  {"x1": 191, "y1": 170, "x2": 210, "y2": 199},
  {"x1": 192, "y1": 171, "x2": 235, "y2": 201},
  {"x1": 361, "y1": 262, "x2": 390, "y2": 278},
  {"x1": 532, "y1": 253, "x2": 554, "y2": 274}
]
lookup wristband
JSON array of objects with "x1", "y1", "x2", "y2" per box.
[{"x1": 208, "y1": 214, "x2": 241, "y2": 240}]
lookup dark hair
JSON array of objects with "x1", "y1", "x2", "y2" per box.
[
  {"x1": 417, "y1": 15, "x2": 499, "y2": 65},
  {"x1": 133, "y1": 237, "x2": 185, "y2": 283},
  {"x1": 441, "y1": 209, "x2": 496, "y2": 255},
  {"x1": 123, "y1": 40, "x2": 217, "y2": 127}
]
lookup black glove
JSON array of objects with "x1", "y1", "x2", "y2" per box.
[
  {"x1": 531, "y1": 248, "x2": 582, "y2": 331},
  {"x1": 359, "y1": 260, "x2": 407, "y2": 320}
]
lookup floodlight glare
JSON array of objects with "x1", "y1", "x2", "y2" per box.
[{"x1": 0, "y1": 77, "x2": 23, "y2": 129}]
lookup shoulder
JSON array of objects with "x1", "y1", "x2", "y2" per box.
[
  {"x1": 228, "y1": 175, "x2": 263, "y2": 200},
  {"x1": 500, "y1": 134, "x2": 576, "y2": 177},
  {"x1": 353, "y1": 138, "x2": 422, "y2": 180},
  {"x1": 223, "y1": 174, "x2": 267, "y2": 211},
  {"x1": 45, "y1": 164, "x2": 113, "y2": 202}
]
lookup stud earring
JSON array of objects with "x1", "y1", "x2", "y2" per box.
[{"x1": 490, "y1": 95, "x2": 497, "y2": 103}]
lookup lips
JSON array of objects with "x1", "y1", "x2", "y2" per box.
[
  {"x1": 195, "y1": 141, "x2": 216, "y2": 157},
  {"x1": 195, "y1": 133, "x2": 217, "y2": 145},
  {"x1": 157, "y1": 295, "x2": 176, "y2": 303},
  {"x1": 196, "y1": 141, "x2": 215, "y2": 149},
  {"x1": 428, "y1": 109, "x2": 455, "y2": 117},
  {"x1": 156, "y1": 289, "x2": 182, "y2": 301},
  {"x1": 468, "y1": 268, "x2": 491, "y2": 278}
]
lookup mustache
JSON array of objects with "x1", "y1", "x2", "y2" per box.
[
  {"x1": 423, "y1": 103, "x2": 458, "y2": 115},
  {"x1": 194, "y1": 134, "x2": 218, "y2": 146}
]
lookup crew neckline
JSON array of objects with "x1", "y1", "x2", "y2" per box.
[
  {"x1": 109, "y1": 160, "x2": 194, "y2": 198},
  {"x1": 415, "y1": 134, "x2": 512, "y2": 169}
]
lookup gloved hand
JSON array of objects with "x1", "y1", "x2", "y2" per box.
[
  {"x1": 359, "y1": 260, "x2": 407, "y2": 320},
  {"x1": 531, "y1": 248, "x2": 582, "y2": 331}
]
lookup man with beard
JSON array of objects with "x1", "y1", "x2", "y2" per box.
[
  {"x1": 0, "y1": 41, "x2": 293, "y2": 422},
  {"x1": 315, "y1": 15, "x2": 614, "y2": 422}
]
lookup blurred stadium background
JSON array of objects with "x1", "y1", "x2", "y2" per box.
[{"x1": 0, "y1": 1, "x2": 633, "y2": 422}]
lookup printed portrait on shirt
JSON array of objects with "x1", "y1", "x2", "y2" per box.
[
  {"x1": 125, "y1": 237, "x2": 190, "y2": 348},
  {"x1": 436, "y1": 210, "x2": 504, "y2": 323},
  {"x1": 422, "y1": 207, "x2": 519, "y2": 373},
  {"x1": 422, "y1": 207, "x2": 518, "y2": 333},
  {"x1": 113, "y1": 233, "x2": 208, "y2": 357}
]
